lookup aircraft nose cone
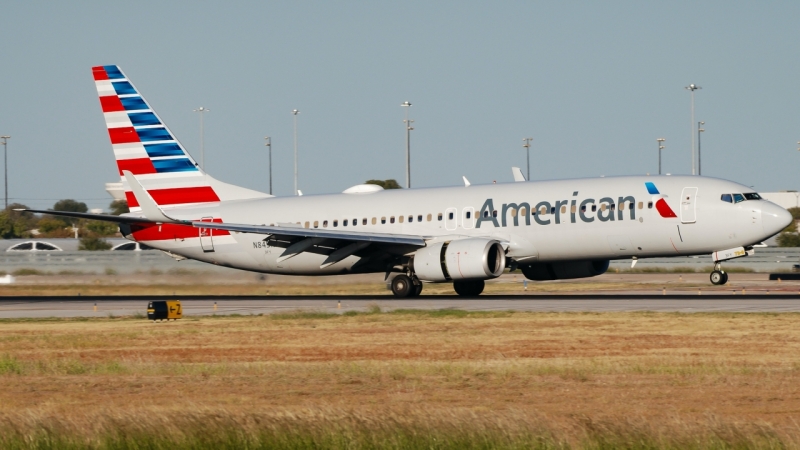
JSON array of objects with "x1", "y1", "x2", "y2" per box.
[{"x1": 762, "y1": 202, "x2": 793, "y2": 237}]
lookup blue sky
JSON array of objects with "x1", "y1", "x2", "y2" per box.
[{"x1": 1, "y1": 1, "x2": 799, "y2": 210}]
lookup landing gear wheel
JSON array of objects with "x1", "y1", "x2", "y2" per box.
[
  {"x1": 453, "y1": 280, "x2": 485, "y2": 297},
  {"x1": 412, "y1": 282, "x2": 423, "y2": 297},
  {"x1": 710, "y1": 270, "x2": 727, "y2": 285},
  {"x1": 391, "y1": 275, "x2": 413, "y2": 298}
]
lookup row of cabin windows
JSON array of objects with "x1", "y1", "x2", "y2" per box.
[
  {"x1": 301, "y1": 201, "x2": 656, "y2": 229},
  {"x1": 306, "y1": 213, "x2": 438, "y2": 229}
]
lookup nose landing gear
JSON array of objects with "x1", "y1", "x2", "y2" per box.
[{"x1": 710, "y1": 262, "x2": 728, "y2": 285}]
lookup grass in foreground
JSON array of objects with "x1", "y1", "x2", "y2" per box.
[{"x1": 2, "y1": 311, "x2": 800, "y2": 448}]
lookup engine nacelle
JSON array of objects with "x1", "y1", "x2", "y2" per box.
[
  {"x1": 521, "y1": 260, "x2": 609, "y2": 281},
  {"x1": 412, "y1": 239, "x2": 506, "y2": 282}
]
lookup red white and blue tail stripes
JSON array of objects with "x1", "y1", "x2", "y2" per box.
[{"x1": 93, "y1": 65, "x2": 220, "y2": 209}]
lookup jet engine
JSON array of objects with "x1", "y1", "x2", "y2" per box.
[
  {"x1": 520, "y1": 260, "x2": 609, "y2": 281},
  {"x1": 412, "y1": 238, "x2": 506, "y2": 282}
]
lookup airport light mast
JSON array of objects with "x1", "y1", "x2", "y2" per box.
[
  {"x1": 1, "y1": 135, "x2": 9, "y2": 210},
  {"x1": 697, "y1": 122, "x2": 705, "y2": 176},
  {"x1": 264, "y1": 136, "x2": 272, "y2": 195},
  {"x1": 523, "y1": 138, "x2": 532, "y2": 180},
  {"x1": 193, "y1": 107, "x2": 210, "y2": 171},
  {"x1": 685, "y1": 84, "x2": 701, "y2": 175},
  {"x1": 292, "y1": 110, "x2": 299, "y2": 196},
  {"x1": 402, "y1": 101, "x2": 413, "y2": 188},
  {"x1": 657, "y1": 138, "x2": 665, "y2": 175}
]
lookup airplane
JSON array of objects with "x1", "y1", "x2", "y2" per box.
[{"x1": 21, "y1": 65, "x2": 793, "y2": 297}]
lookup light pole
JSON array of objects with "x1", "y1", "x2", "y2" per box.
[
  {"x1": 292, "y1": 110, "x2": 299, "y2": 196},
  {"x1": 522, "y1": 138, "x2": 532, "y2": 180},
  {"x1": 697, "y1": 121, "x2": 705, "y2": 176},
  {"x1": 264, "y1": 136, "x2": 272, "y2": 195},
  {"x1": 401, "y1": 101, "x2": 413, "y2": 188},
  {"x1": 685, "y1": 84, "x2": 701, "y2": 175},
  {"x1": 657, "y1": 138, "x2": 666, "y2": 175},
  {"x1": 193, "y1": 107, "x2": 210, "y2": 171},
  {"x1": 1, "y1": 136, "x2": 9, "y2": 210}
]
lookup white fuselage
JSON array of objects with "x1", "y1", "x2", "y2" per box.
[{"x1": 124, "y1": 175, "x2": 790, "y2": 276}]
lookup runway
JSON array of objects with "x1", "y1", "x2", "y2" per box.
[{"x1": 3, "y1": 293, "x2": 800, "y2": 318}]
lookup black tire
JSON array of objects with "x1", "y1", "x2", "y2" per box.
[
  {"x1": 710, "y1": 270, "x2": 725, "y2": 285},
  {"x1": 453, "y1": 279, "x2": 485, "y2": 296},
  {"x1": 412, "y1": 282, "x2": 423, "y2": 297},
  {"x1": 391, "y1": 275, "x2": 413, "y2": 298},
  {"x1": 721, "y1": 271, "x2": 729, "y2": 285}
]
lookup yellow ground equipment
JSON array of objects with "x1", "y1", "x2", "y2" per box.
[{"x1": 147, "y1": 300, "x2": 182, "y2": 321}]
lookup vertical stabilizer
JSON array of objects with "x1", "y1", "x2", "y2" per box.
[{"x1": 92, "y1": 65, "x2": 269, "y2": 211}]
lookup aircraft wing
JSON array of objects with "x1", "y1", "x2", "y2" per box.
[
  {"x1": 15, "y1": 209, "x2": 157, "y2": 224},
  {"x1": 191, "y1": 221, "x2": 427, "y2": 246}
]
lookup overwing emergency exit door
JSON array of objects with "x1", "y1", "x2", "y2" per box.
[
  {"x1": 199, "y1": 217, "x2": 215, "y2": 252},
  {"x1": 680, "y1": 187, "x2": 698, "y2": 224}
]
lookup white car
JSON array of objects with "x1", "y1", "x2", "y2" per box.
[
  {"x1": 6, "y1": 241, "x2": 63, "y2": 252},
  {"x1": 110, "y1": 242, "x2": 153, "y2": 251}
]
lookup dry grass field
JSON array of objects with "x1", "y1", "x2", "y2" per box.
[{"x1": 1, "y1": 310, "x2": 800, "y2": 448}]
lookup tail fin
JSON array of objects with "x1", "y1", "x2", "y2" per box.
[{"x1": 92, "y1": 65, "x2": 269, "y2": 211}]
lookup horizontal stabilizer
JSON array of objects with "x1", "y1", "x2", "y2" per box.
[{"x1": 123, "y1": 171, "x2": 181, "y2": 223}]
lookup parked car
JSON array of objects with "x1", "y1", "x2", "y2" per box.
[
  {"x1": 110, "y1": 242, "x2": 153, "y2": 251},
  {"x1": 6, "y1": 241, "x2": 63, "y2": 252}
]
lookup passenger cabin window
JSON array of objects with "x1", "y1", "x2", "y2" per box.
[
  {"x1": 448, "y1": 212, "x2": 454, "y2": 220},
  {"x1": 418, "y1": 215, "x2": 423, "y2": 222},
  {"x1": 323, "y1": 220, "x2": 329, "y2": 228},
  {"x1": 352, "y1": 218, "x2": 357, "y2": 226},
  {"x1": 362, "y1": 218, "x2": 367, "y2": 225},
  {"x1": 390, "y1": 216, "x2": 396, "y2": 224},
  {"x1": 372, "y1": 217, "x2": 377, "y2": 225},
  {"x1": 560, "y1": 206, "x2": 567, "y2": 214},
  {"x1": 437, "y1": 213, "x2": 443, "y2": 221},
  {"x1": 592, "y1": 205, "x2": 597, "y2": 212},
  {"x1": 733, "y1": 194, "x2": 745, "y2": 203},
  {"x1": 540, "y1": 207, "x2": 547, "y2": 215},
  {"x1": 336, "y1": 220, "x2": 341, "y2": 227},
  {"x1": 721, "y1": 194, "x2": 732, "y2": 203},
  {"x1": 304, "y1": 221, "x2": 310, "y2": 228},
  {"x1": 510, "y1": 208, "x2": 517, "y2": 217},
  {"x1": 313, "y1": 221, "x2": 319, "y2": 228},
  {"x1": 408, "y1": 215, "x2": 413, "y2": 223},
  {"x1": 483, "y1": 210, "x2": 489, "y2": 218},
  {"x1": 550, "y1": 207, "x2": 556, "y2": 214},
  {"x1": 600, "y1": 204, "x2": 606, "y2": 211},
  {"x1": 647, "y1": 202, "x2": 653, "y2": 209},
  {"x1": 465, "y1": 211, "x2": 471, "y2": 219},
  {"x1": 381, "y1": 217, "x2": 386, "y2": 224},
  {"x1": 637, "y1": 202, "x2": 643, "y2": 210},
  {"x1": 493, "y1": 210, "x2": 498, "y2": 217}
]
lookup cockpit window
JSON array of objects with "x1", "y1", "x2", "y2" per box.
[
  {"x1": 720, "y1": 194, "x2": 732, "y2": 203},
  {"x1": 744, "y1": 193, "x2": 762, "y2": 200},
  {"x1": 733, "y1": 194, "x2": 745, "y2": 203}
]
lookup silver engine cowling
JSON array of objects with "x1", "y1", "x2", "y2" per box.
[
  {"x1": 521, "y1": 260, "x2": 609, "y2": 281},
  {"x1": 412, "y1": 239, "x2": 506, "y2": 282}
]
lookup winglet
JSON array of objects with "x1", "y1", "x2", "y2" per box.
[
  {"x1": 511, "y1": 167, "x2": 526, "y2": 182},
  {"x1": 123, "y1": 171, "x2": 181, "y2": 223},
  {"x1": 462, "y1": 176, "x2": 471, "y2": 187}
]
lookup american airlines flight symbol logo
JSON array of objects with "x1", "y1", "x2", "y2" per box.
[{"x1": 645, "y1": 182, "x2": 677, "y2": 218}]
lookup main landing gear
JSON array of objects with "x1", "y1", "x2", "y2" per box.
[
  {"x1": 390, "y1": 275, "x2": 485, "y2": 298},
  {"x1": 391, "y1": 274, "x2": 423, "y2": 298},
  {"x1": 710, "y1": 262, "x2": 728, "y2": 286}
]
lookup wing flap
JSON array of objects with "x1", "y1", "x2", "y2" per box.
[{"x1": 193, "y1": 221, "x2": 426, "y2": 246}]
